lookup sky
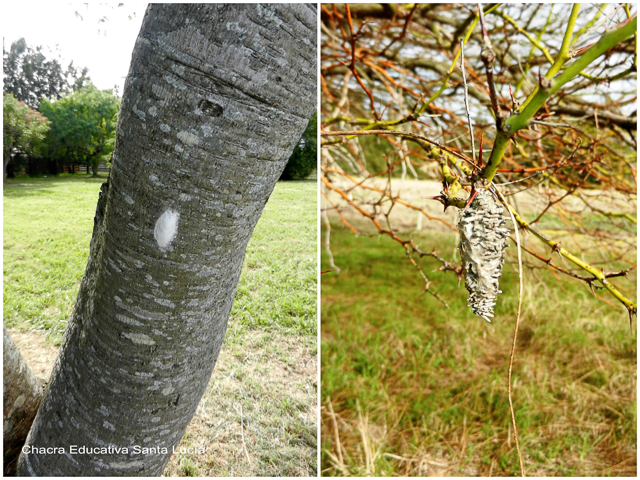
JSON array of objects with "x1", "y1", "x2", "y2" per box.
[{"x1": 2, "y1": 2, "x2": 148, "y2": 95}]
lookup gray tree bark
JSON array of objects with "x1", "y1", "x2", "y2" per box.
[
  {"x1": 3, "y1": 327, "x2": 46, "y2": 475},
  {"x1": 16, "y1": 4, "x2": 316, "y2": 476}
]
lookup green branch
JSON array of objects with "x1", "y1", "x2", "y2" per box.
[
  {"x1": 482, "y1": 15, "x2": 637, "y2": 183},
  {"x1": 505, "y1": 202, "x2": 637, "y2": 312},
  {"x1": 517, "y1": 4, "x2": 581, "y2": 111}
]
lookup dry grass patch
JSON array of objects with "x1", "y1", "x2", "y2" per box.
[
  {"x1": 7, "y1": 329, "x2": 58, "y2": 380},
  {"x1": 8, "y1": 327, "x2": 317, "y2": 477},
  {"x1": 165, "y1": 327, "x2": 317, "y2": 477},
  {"x1": 321, "y1": 227, "x2": 636, "y2": 476}
]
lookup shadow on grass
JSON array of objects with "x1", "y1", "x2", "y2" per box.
[{"x1": 4, "y1": 174, "x2": 106, "y2": 198}]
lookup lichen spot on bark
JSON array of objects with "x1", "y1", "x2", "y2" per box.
[
  {"x1": 13, "y1": 395, "x2": 26, "y2": 410},
  {"x1": 149, "y1": 174, "x2": 162, "y2": 186},
  {"x1": 154, "y1": 210, "x2": 179, "y2": 249},
  {"x1": 177, "y1": 130, "x2": 201, "y2": 146},
  {"x1": 162, "y1": 386, "x2": 174, "y2": 396},
  {"x1": 122, "y1": 332, "x2": 156, "y2": 346}
]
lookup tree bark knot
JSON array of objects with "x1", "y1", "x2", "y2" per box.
[{"x1": 458, "y1": 189, "x2": 510, "y2": 322}]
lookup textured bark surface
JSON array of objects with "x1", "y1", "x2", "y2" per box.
[
  {"x1": 458, "y1": 189, "x2": 509, "y2": 321},
  {"x1": 17, "y1": 4, "x2": 316, "y2": 476},
  {"x1": 3, "y1": 326, "x2": 45, "y2": 475}
]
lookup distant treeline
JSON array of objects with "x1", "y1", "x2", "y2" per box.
[
  {"x1": 3, "y1": 38, "x2": 119, "y2": 178},
  {"x1": 4, "y1": 37, "x2": 316, "y2": 180}
]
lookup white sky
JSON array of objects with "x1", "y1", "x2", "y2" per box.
[{"x1": 2, "y1": 2, "x2": 148, "y2": 95}]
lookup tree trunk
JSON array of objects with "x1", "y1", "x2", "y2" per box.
[
  {"x1": 3, "y1": 327, "x2": 46, "y2": 475},
  {"x1": 17, "y1": 4, "x2": 316, "y2": 476},
  {"x1": 4, "y1": 141, "x2": 13, "y2": 181},
  {"x1": 91, "y1": 158, "x2": 99, "y2": 177}
]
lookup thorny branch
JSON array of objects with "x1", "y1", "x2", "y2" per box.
[{"x1": 321, "y1": 4, "x2": 637, "y2": 322}]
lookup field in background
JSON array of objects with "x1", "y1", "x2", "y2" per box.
[
  {"x1": 3, "y1": 174, "x2": 317, "y2": 477},
  {"x1": 323, "y1": 178, "x2": 636, "y2": 236},
  {"x1": 321, "y1": 224, "x2": 636, "y2": 476}
]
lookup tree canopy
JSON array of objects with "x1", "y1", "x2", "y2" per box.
[
  {"x1": 281, "y1": 111, "x2": 317, "y2": 180},
  {"x1": 3, "y1": 92, "x2": 51, "y2": 176},
  {"x1": 3, "y1": 38, "x2": 91, "y2": 109},
  {"x1": 39, "y1": 84, "x2": 120, "y2": 175}
]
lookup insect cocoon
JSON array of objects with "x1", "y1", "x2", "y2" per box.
[
  {"x1": 154, "y1": 209, "x2": 180, "y2": 249},
  {"x1": 458, "y1": 189, "x2": 510, "y2": 322}
]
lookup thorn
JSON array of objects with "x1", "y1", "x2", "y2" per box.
[
  {"x1": 508, "y1": 84, "x2": 519, "y2": 112},
  {"x1": 538, "y1": 66, "x2": 542, "y2": 85},
  {"x1": 571, "y1": 42, "x2": 595, "y2": 58},
  {"x1": 428, "y1": 193, "x2": 453, "y2": 212},
  {"x1": 464, "y1": 188, "x2": 480, "y2": 210}
]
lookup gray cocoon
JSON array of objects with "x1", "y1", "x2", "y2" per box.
[{"x1": 458, "y1": 189, "x2": 510, "y2": 321}]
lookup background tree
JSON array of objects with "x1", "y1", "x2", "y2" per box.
[
  {"x1": 321, "y1": 3, "x2": 636, "y2": 475},
  {"x1": 281, "y1": 111, "x2": 318, "y2": 180},
  {"x1": 3, "y1": 37, "x2": 91, "y2": 109},
  {"x1": 39, "y1": 84, "x2": 120, "y2": 176},
  {"x1": 3, "y1": 92, "x2": 50, "y2": 179},
  {"x1": 12, "y1": 3, "x2": 316, "y2": 476}
]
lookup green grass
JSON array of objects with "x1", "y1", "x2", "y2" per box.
[
  {"x1": 4, "y1": 175, "x2": 317, "y2": 345},
  {"x1": 321, "y1": 226, "x2": 636, "y2": 476},
  {"x1": 231, "y1": 179, "x2": 317, "y2": 344},
  {"x1": 4, "y1": 174, "x2": 105, "y2": 341}
]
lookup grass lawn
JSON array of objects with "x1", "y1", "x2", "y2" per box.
[
  {"x1": 321, "y1": 226, "x2": 636, "y2": 477},
  {"x1": 4, "y1": 174, "x2": 105, "y2": 338},
  {"x1": 4, "y1": 173, "x2": 318, "y2": 476}
]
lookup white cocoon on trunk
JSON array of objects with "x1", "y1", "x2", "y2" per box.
[{"x1": 154, "y1": 209, "x2": 180, "y2": 248}]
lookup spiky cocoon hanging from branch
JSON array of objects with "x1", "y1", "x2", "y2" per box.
[{"x1": 458, "y1": 189, "x2": 510, "y2": 322}]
